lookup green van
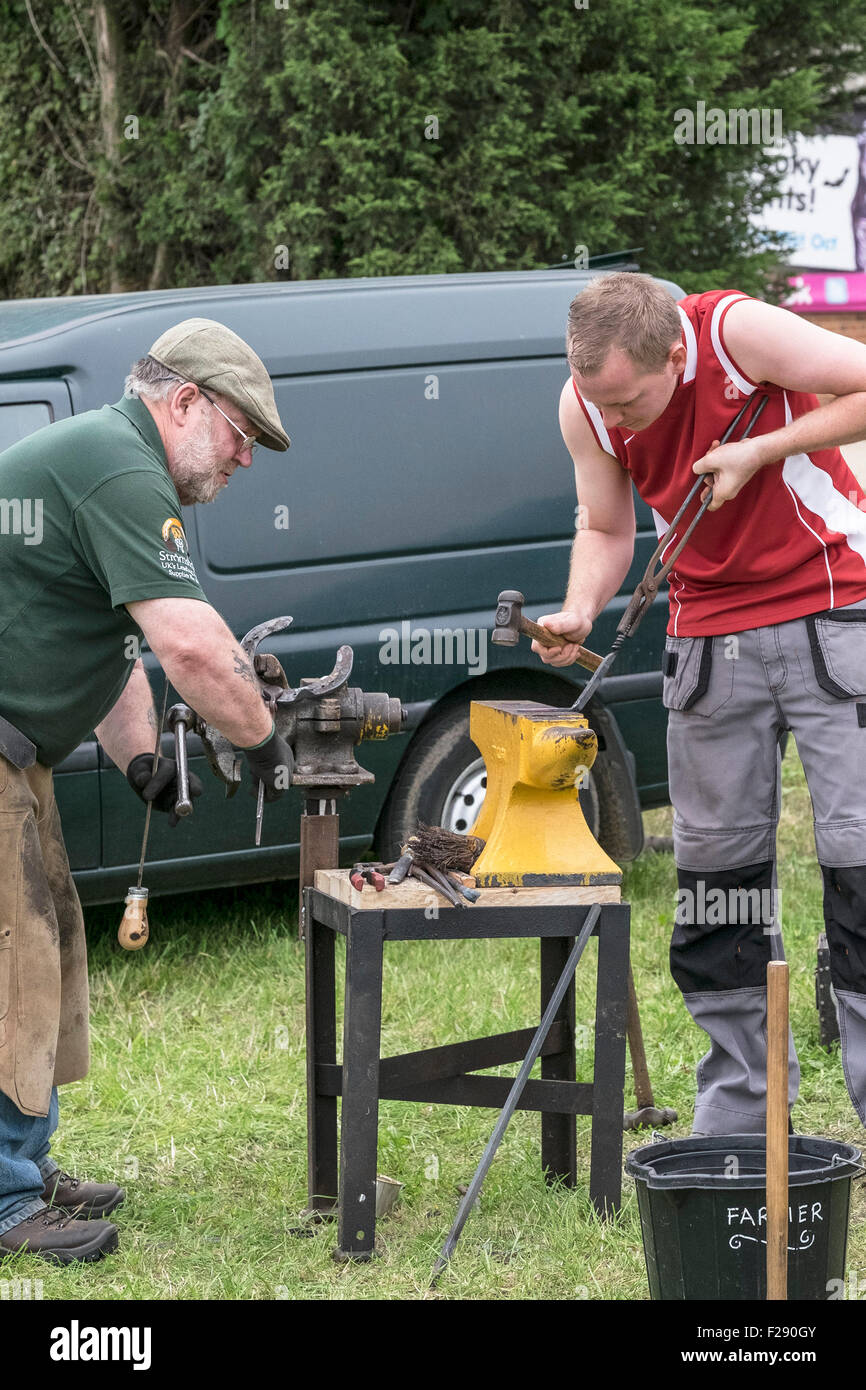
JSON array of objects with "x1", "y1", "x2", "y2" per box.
[{"x1": 0, "y1": 270, "x2": 679, "y2": 903}]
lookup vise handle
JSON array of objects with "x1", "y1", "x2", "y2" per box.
[{"x1": 166, "y1": 704, "x2": 196, "y2": 818}]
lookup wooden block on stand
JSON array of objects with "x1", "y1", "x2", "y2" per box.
[{"x1": 314, "y1": 868, "x2": 621, "y2": 910}]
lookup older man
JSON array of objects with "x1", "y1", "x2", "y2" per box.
[
  {"x1": 0, "y1": 319, "x2": 292, "y2": 1263},
  {"x1": 535, "y1": 273, "x2": 866, "y2": 1137}
]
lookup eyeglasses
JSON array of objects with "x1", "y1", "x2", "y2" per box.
[{"x1": 196, "y1": 386, "x2": 259, "y2": 456}]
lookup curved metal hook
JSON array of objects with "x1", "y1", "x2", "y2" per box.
[
  {"x1": 275, "y1": 644, "x2": 354, "y2": 706},
  {"x1": 239, "y1": 616, "x2": 353, "y2": 706},
  {"x1": 241, "y1": 615, "x2": 294, "y2": 659}
]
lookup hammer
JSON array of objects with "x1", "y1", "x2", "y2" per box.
[{"x1": 491, "y1": 590, "x2": 604, "y2": 673}]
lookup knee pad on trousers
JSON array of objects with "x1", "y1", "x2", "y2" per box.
[
  {"x1": 821, "y1": 864, "x2": 866, "y2": 995},
  {"x1": 670, "y1": 861, "x2": 776, "y2": 993}
]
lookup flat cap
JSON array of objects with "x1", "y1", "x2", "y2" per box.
[{"x1": 148, "y1": 317, "x2": 290, "y2": 452}]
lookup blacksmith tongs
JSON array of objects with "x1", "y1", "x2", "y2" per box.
[{"x1": 572, "y1": 391, "x2": 769, "y2": 712}]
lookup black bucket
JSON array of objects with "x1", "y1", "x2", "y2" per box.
[{"x1": 625, "y1": 1134, "x2": 861, "y2": 1301}]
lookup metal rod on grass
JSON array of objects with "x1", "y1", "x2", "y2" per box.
[{"x1": 429, "y1": 903, "x2": 602, "y2": 1286}]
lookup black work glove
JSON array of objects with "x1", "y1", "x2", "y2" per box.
[
  {"x1": 126, "y1": 753, "x2": 204, "y2": 828},
  {"x1": 240, "y1": 725, "x2": 294, "y2": 803}
]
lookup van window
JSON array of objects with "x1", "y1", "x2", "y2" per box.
[{"x1": 0, "y1": 402, "x2": 52, "y2": 452}]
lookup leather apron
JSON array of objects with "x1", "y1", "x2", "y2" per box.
[{"x1": 0, "y1": 756, "x2": 89, "y2": 1117}]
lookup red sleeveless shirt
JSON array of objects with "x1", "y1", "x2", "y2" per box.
[{"x1": 573, "y1": 288, "x2": 866, "y2": 636}]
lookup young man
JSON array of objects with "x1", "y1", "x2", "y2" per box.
[
  {"x1": 0, "y1": 319, "x2": 293, "y2": 1262},
  {"x1": 533, "y1": 272, "x2": 866, "y2": 1135}
]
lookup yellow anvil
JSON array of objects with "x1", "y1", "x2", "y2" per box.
[{"x1": 469, "y1": 700, "x2": 622, "y2": 888}]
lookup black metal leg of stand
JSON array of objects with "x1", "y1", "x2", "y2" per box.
[
  {"x1": 540, "y1": 934, "x2": 577, "y2": 1186},
  {"x1": 336, "y1": 914, "x2": 384, "y2": 1260},
  {"x1": 305, "y1": 894, "x2": 339, "y2": 1216},
  {"x1": 589, "y1": 909, "x2": 630, "y2": 1216}
]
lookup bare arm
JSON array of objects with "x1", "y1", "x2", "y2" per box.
[
  {"x1": 694, "y1": 299, "x2": 866, "y2": 508},
  {"x1": 94, "y1": 658, "x2": 158, "y2": 770},
  {"x1": 125, "y1": 597, "x2": 273, "y2": 748},
  {"x1": 532, "y1": 381, "x2": 636, "y2": 667}
]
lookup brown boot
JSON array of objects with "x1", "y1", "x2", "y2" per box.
[
  {"x1": 0, "y1": 1206, "x2": 118, "y2": 1264},
  {"x1": 41, "y1": 1168, "x2": 125, "y2": 1218}
]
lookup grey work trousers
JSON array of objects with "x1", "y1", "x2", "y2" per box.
[{"x1": 664, "y1": 596, "x2": 866, "y2": 1134}]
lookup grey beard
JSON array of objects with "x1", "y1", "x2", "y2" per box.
[{"x1": 170, "y1": 419, "x2": 229, "y2": 505}]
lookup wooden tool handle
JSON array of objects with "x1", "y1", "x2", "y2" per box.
[
  {"x1": 119, "y1": 894, "x2": 150, "y2": 951},
  {"x1": 519, "y1": 616, "x2": 604, "y2": 671},
  {"x1": 626, "y1": 968, "x2": 654, "y2": 1111},
  {"x1": 766, "y1": 961, "x2": 789, "y2": 1301}
]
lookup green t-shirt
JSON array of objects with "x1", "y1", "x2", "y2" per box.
[{"x1": 0, "y1": 395, "x2": 209, "y2": 767}]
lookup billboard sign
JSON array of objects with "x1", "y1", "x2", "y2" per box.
[{"x1": 755, "y1": 133, "x2": 865, "y2": 271}]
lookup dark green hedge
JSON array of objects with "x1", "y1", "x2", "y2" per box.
[{"x1": 1, "y1": 0, "x2": 864, "y2": 298}]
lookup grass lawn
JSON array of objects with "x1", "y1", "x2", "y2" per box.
[{"x1": 5, "y1": 741, "x2": 864, "y2": 1301}]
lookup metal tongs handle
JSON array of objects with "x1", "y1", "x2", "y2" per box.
[
  {"x1": 572, "y1": 391, "x2": 769, "y2": 712},
  {"x1": 621, "y1": 392, "x2": 769, "y2": 635}
]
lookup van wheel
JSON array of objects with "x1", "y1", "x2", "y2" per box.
[{"x1": 376, "y1": 703, "x2": 601, "y2": 862}]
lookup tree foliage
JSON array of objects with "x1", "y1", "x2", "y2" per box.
[{"x1": 1, "y1": 0, "x2": 864, "y2": 298}]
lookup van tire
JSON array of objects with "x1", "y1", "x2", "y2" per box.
[{"x1": 376, "y1": 702, "x2": 604, "y2": 863}]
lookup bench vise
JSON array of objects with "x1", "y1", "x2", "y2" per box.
[
  {"x1": 190, "y1": 616, "x2": 404, "y2": 796},
  {"x1": 167, "y1": 617, "x2": 404, "y2": 936}
]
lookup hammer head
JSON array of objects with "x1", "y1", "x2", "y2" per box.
[{"x1": 491, "y1": 589, "x2": 525, "y2": 647}]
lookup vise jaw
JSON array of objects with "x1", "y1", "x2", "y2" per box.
[{"x1": 469, "y1": 700, "x2": 621, "y2": 888}]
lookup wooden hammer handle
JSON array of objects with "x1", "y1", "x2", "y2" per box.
[
  {"x1": 766, "y1": 960, "x2": 789, "y2": 1301},
  {"x1": 520, "y1": 616, "x2": 604, "y2": 671}
]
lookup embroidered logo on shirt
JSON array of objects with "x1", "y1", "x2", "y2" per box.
[
  {"x1": 159, "y1": 516, "x2": 198, "y2": 582},
  {"x1": 161, "y1": 516, "x2": 188, "y2": 554}
]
